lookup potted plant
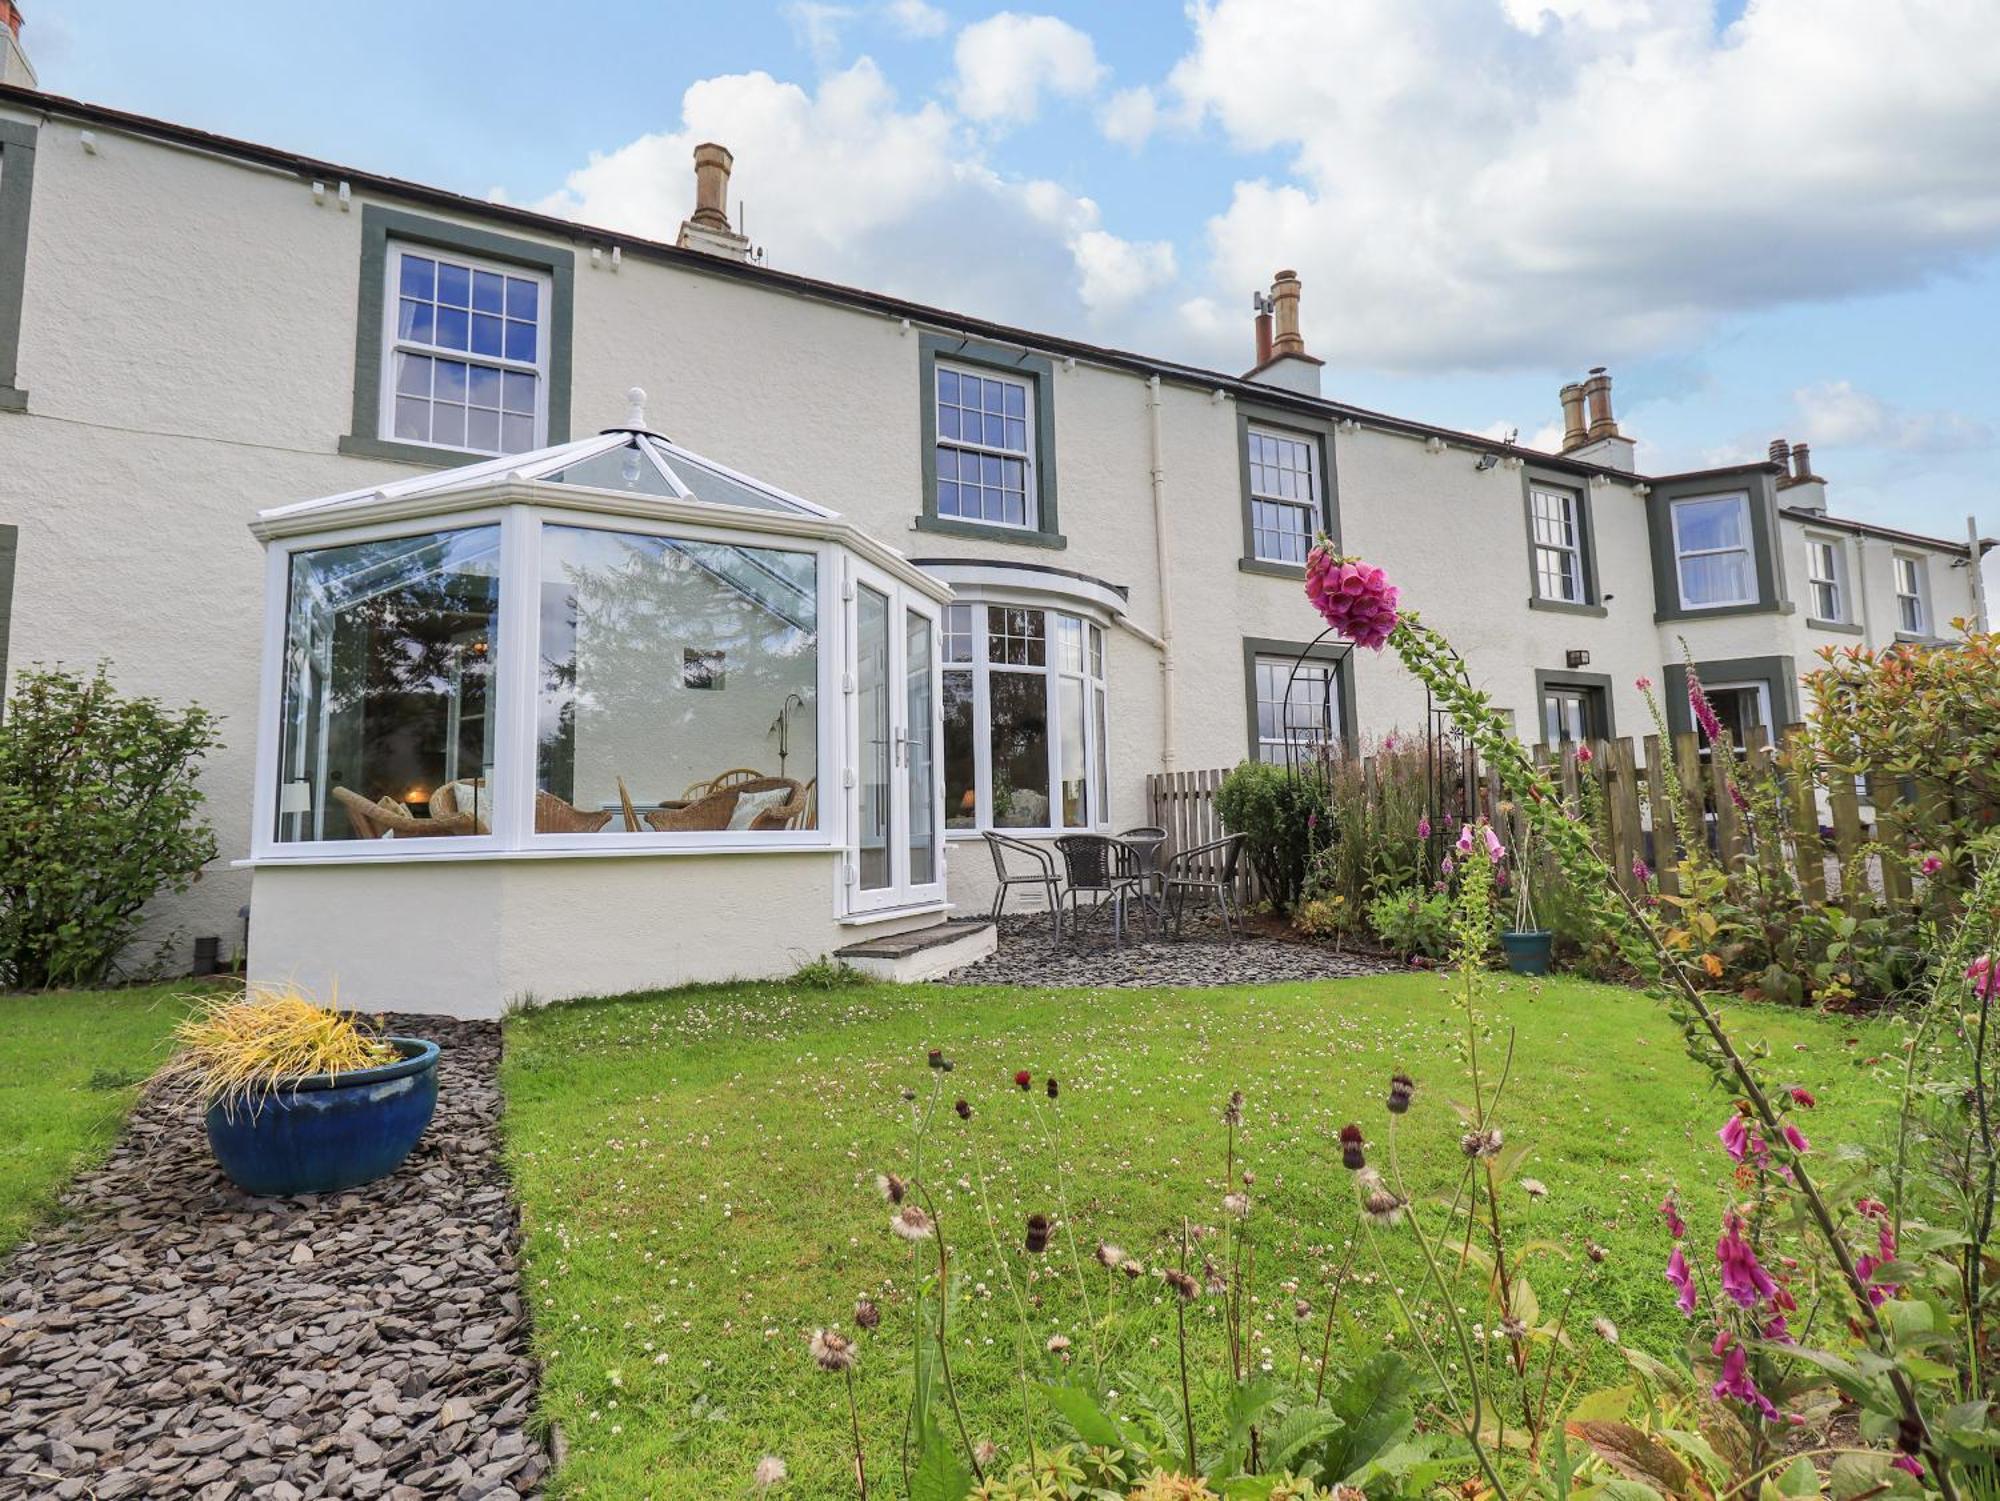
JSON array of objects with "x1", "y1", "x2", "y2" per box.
[
  {"x1": 164, "y1": 985, "x2": 439, "y2": 1195},
  {"x1": 1499, "y1": 823, "x2": 1555, "y2": 975}
]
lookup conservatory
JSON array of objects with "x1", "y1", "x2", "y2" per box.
[{"x1": 242, "y1": 392, "x2": 953, "y2": 1017}]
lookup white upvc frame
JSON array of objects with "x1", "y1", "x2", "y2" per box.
[
  {"x1": 1530, "y1": 485, "x2": 1585, "y2": 603},
  {"x1": 934, "y1": 358, "x2": 1038, "y2": 532},
  {"x1": 940, "y1": 595, "x2": 1113, "y2": 839},
  {"x1": 1805, "y1": 533, "x2": 1847, "y2": 623},
  {"x1": 1246, "y1": 424, "x2": 1319, "y2": 566},
  {"x1": 843, "y1": 554, "x2": 947, "y2": 916},
  {"x1": 1894, "y1": 552, "x2": 1930, "y2": 636},
  {"x1": 1253, "y1": 653, "x2": 1340, "y2": 765},
  {"x1": 1703, "y1": 680, "x2": 1774, "y2": 741},
  {"x1": 379, "y1": 240, "x2": 553, "y2": 458},
  {"x1": 248, "y1": 502, "x2": 854, "y2": 864},
  {"x1": 1671, "y1": 491, "x2": 1756, "y2": 610}
]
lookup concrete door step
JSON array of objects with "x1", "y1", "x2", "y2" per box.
[{"x1": 836, "y1": 919, "x2": 996, "y2": 981}]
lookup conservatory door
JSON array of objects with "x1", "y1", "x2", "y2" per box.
[{"x1": 848, "y1": 560, "x2": 946, "y2": 914}]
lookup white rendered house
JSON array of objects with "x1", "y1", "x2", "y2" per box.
[{"x1": 0, "y1": 61, "x2": 1989, "y2": 1008}]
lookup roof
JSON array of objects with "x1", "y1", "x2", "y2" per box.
[
  {"x1": 0, "y1": 81, "x2": 1635, "y2": 482},
  {"x1": 1778, "y1": 506, "x2": 1982, "y2": 557}
]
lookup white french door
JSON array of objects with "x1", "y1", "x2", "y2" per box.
[{"x1": 847, "y1": 559, "x2": 946, "y2": 914}]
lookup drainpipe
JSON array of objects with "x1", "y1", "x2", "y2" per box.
[
  {"x1": 1970, "y1": 516, "x2": 1991, "y2": 634},
  {"x1": 1148, "y1": 375, "x2": 1177, "y2": 770},
  {"x1": 1853, "y1": 534, "x2": 1874, "y2": 642}
]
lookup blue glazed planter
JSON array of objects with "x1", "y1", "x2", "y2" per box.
[
  {"x1": 204, "y1": 1037, "x2": 439, "y2": 1196},
  {"x1": 1500, "y1": 929, "x2": 1555, "y2": 976}
]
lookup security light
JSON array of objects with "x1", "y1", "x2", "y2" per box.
[{"x1": 1475, "y1": 453, "x2": 1499, "y2": 471}]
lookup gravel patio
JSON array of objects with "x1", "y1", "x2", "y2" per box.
[
  {"x1": 0, "y1": 1017, "x2": 544, "y2": 1501},
  {"x1": 938, "y1": 911, "x2": 1400, "y2": 987}
]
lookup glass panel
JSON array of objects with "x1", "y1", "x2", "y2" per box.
[
  {"x1": 1092, "y1": 683, "x2": 1108, "y2": 817},
  {"x1": 275, "y1": 527, "x2": 501, "y2": 843},
  {"x1": 1059, "y1": 675, "x2": 1087, "y2": 828},
  {"x1": 906, "y1": 610, "x2": 935, "y2": 886},
  {"x1": 944, "y1": 668, "x2": 976, "y2": 829},
  {"x1": 1678, "y1": 551, "x2": 1752, "y2": 606},
  {"x1": 942, "y1": 603, "x2": 974, "y2": 664},
  {"x1": 857, "y1": 585, "x2": 891, "y2": 887},
  {"x1": 536, "y1": 526, "x2": 818, "y2": 836},
  {"x1": 546, "y1": 441, "x2": 680, "y2": 497},
  {"x1": 990, "y1": 672, "x2": 1050, "y2": 828},
  {"x1": 663, "y1": 450, "x2": 813, "y2": 515},
  {"x1": 987, "y1": 606, "x2": 1045, "y2": 666},
  {"x1": 1675, "y1": 495, "x2": 1746, "y2": 552}
]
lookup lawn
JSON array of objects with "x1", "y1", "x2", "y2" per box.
[
  {"x1": 501, "y1": 972, "x2": 1911, "y2": 1499},
  {"x1": 0, "y1": 984, "x2": 191, "y2": 1257}
]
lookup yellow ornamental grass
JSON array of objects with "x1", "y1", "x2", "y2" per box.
[{"x1": 163, "y1": 984, "x2": 398, "y2": 1120}]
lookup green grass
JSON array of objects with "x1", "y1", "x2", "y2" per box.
[
  {"x1": 502, "y1": 973, "x2": 1910, "y2": 1499},
  {"x1": 0, "y1": 984, "x2": 191, "y2": 1257}
]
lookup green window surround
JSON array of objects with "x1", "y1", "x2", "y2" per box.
[
  {"x1": 1646, "y1": 470, "x2": 1789, "y2": 622},
  {"x1": 0, "y1": 121, "x2": 38, "y2": 414},
  {"x1": 341, "y1": 205, "x2": 574, "y2": 468},
  {"x1": 1660, "y1": 655, "x2": 1798, "y2": 740},
  {"x1": 1521, "y1": 468, "x2": 1606, "y2": 617},
  {"x1": 1236, "y1": 402, "x2": 1339, "y2": 580},
  {"x1": 1242, "y1": 636, "x2": 1357, "y2": 763},
  {"x1": 1533, "y1": 668, "x2": 1616, "y2": 746},
  {"x1": 916, "y1": 332, "x2": 1063, "y2": 549}
]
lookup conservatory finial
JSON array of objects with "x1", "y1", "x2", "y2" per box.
[{"x1": 624, "y1": 386, "x2": 648, "y2": 429}]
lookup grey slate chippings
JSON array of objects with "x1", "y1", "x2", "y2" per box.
[
  {"x1": 0, "y1": 1016, "x2": 546, "y2": 1500},
  {"x1": 937, "y1": 913, "x2": 1399, "y2": 988}
]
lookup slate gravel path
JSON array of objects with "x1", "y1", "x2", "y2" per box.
[
  {"x1": 0, "y1": 1017, "x2": 546, "y2": 1501},
  {"x1": 938, "y1": 913, "x2": 1400, "y2": 988}
]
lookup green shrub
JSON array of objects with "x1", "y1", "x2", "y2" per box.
[
  {"x1": 1289, "y1": 891, "x2": 1349, "y2": 940},
  {"x1": 1301, "y1": 734, "x2": 1431, "y2": 922},
  {"x1": 1365, "y1": 883, "x2": 1454, "y2": 960},
  {"x1": 0, "y1": 664, "x2": 220, "y2": 990},
  {"x1": 1213, "y1": 760, "x2": 1328, "y2": 912}
]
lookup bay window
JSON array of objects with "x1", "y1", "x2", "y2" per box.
[
  {"x1": 942, "y1": 601, "x2": 1108, "y2": 832},
  {"x1": 1670, "y1": 493, "x2": 1755, "y2": 608}
]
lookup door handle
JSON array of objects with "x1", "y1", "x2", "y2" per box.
[{"x1": 894, "y1": 726, "x2": 909, "y2": 767}]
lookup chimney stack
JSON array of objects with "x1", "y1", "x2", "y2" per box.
[
  {"x1": 0, "y1": 2, "x2": 33, "y2": 87},
  {"x1": 1269, "y1": 270, "x2": 1306, "y2": 357},
  {"x1": 1768, "y1": 438, "x2": 1791, "y2": 472},
  {"x1": 1776, "y1": 438, "x2": 1827, "y2": 510},
  {"x1": 1582, "y1": 367, "x2": 1618, "y2": 441},
  {"x1": 1790, "y1": 443, "x2": 1813, "y2": 482},
  {"x1": 677, "y1": 142, "x2": 753, "y2": 261},
  {"x1": 1558, "y1": 383, "x2": 1588, "y2": 451}
]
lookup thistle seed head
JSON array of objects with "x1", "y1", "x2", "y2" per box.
[
  {"x1": 810, "y1": 1327, "x2": 857, "y2": 1373},
  {"x1": 890, "y1": 1204, "x2": 935, "y2": 1242},
  {"x1": 1387, "y1": 1073, "x2": 1416, "y2": 1114},
  {"x1": 1024, "y1": 1213, "x2": 1051, "y2": 1254}
]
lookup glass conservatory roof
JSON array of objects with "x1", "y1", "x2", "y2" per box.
[{"x1": 259, "y1": 388, "x2": 834, "y2": 527}]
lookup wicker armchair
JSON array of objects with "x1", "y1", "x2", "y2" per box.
[
  {"x1": 428, "y1": 779, "x2": 493, "y2": 834},
  {"x1": 534, "y1": 789, "x2": 613, "y2": 833},
  {"x1": 644, "y1": 775, "x2": 807, "y2": 833},
  {"x1": 330, "y1": 786, "x2": 481, "y2": 840},
  {"x1": 680, "y1": 767, "x2": 766, "y2": 800}
]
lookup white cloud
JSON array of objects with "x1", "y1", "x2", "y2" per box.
[
  {"x1": 1099, "y1": 85, "x2": 1159, "y2": 148},
  {"x1": 533, "y1": 60, "x2": 1173, "y2": 334},
  {"x1": 952, "y1": 13, "x2": 1106, "y2": 124},
  {"x1": 881, "y1": 0, "x2": 949, "y2": 38},
  {"x1": 1793, "y1": 380, "x2": 1992, "y2": 454},
  {"x1": 1158, "y1": 0, "x2": 2000, "y2": 373},
  {"x1": 784, "y1": 2, "x2": 856, "y2": 67}
]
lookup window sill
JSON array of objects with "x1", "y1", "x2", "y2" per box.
[
  {"x1": 235, "y1": 839, "x2": 842, "y2": 869},
  {"x1": 1238, "y1": 558, "x2": 1307, "y2": 580},
  {"x1": 1527, "y1": 597, "x2": 1608, "y2": 618},
  {"x1": 1806, "y1": 617, "x2": 1863, "y2": 635},
  {"x1": 1653, "y1": 600, "x2": 1778, "y2": 623},
  {"x1": 837, "y1": 900, "x2": 952, "y2": 928},
  {"x1": 914, "y1": 514, "x2": 1067, "y2": 550},
  {"x1": 1894, "y1": 630, "x2": 1941, "y2": 645},
  {"x1": 944, "y1": 825, "x2": 1111, "y2": 841},
  {"x1": 0, "y1": 385, "x2": 25, "y2": 413},
  {"x1": 338, "y1": 432, "x2": 513, "y2": 469}
]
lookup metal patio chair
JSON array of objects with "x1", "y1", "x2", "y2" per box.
[
  {"x1": 982, "y1": 830, "x2": 1063, "y2": 940},
  {"x1": 1055, "y1": 834, "x2": 1148, "y2": 946},
  {"x1": 1160, "y1": 833, "x2": 1247, "y2": 942}
]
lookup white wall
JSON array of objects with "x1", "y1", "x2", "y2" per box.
[{"x1": 1, "y1": 101, "x2": 1983, "y2": 994}]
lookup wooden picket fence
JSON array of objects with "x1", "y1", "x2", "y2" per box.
[{"x1": 1149, "y1": 724, "x2": 1937, "y2": 911}]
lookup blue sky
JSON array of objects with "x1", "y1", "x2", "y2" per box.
[{"x1": 28, "y1": 0, "x2": 2000, "y2": 596}]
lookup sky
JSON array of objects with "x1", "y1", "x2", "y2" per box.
[{"x1": 25, "y1": 0, "x2": 2000, "y2": 605}]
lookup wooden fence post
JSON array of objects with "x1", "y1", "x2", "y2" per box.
[
  {"x1": 1826, "y1": 768, "x2": 1866, "y2": 913},
  {"x1": 1643, "y1": 733, "x2": 1679, "y2": 895},
  {"x1": 1778, "y1": 726, "x2": 1827, "y2": 905}
]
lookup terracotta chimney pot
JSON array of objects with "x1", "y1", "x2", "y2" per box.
[
  {"x1": 1269, "y1": 270, "x2": 1305, "y2": 357},
  {"x1": 1558, "y1": 382, "x2": 1588, "y2": 452},
  {"x1": 1582, "y1": 367, "x2": 1618, "y2": 441},
  {"x1": 1253, "y1": 302, "x2": 1273, "y2": 367},
  {"x1": 1768, "y1": 438, "x2": 1791, "y2": 470},
  {"x1": 1791, "y1": 442, "x2": 1813, "y2": 481},
  {"x1": 0, "y1": 3, "x2": 20, "y2": 40},
  {"x1": 690, "y1": 142, "x2": 734, "y2": 233}
]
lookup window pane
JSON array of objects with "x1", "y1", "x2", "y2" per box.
[
  {"x1": 397, "y1": 299, "x2": 433, "y2": 343},
  {"x1": 399, "y1": 255, "x2": 435, "y2": 300},
  {"x1": 944, "y1": 668, "x2": 976, "y2": 828},
  {"x1": 1675, "y1": 495, "x2": 1746, "y2": 552},
  {"x1": 504, "y1": 320, "x2": 537, "y2": 363},
  {"x1": 436, "y1": 305, "x2": 470, "y2": 351},
  {"x1": 275, "y1": 527, "x2": 501, "y2": 843},
  {"x1": 1092, "y1": 683, "x2": 1108, "y2": 817},
  {"x1": 990, "y1": 671, "x2": 1051, "y2": 828},
  {"x1": 1679, "y1": 551, "x2": 1752, "y2": 606},
  {"x1": 437, "y1": 262, "x2": 471, "y2": 308},
  {"x1": 395, "y1": 352, "x2": 432, "y2": 398},
  {"x1": 1059, "y1": 675, "x2": 1088, "y2": 828},
  {"x1": 506, "y1": 278, "x2": 538, "y2": 319},
  {"x1": 536, "y1": 526, "x2": 818, "y2": 835},
  {"x1": 942, "y1": 603, "x2": 974, "y2": 663},
  {"x1": 987, "y1": 606, "x2": 1045, "y2": 667},
  {"x1": 471, "y1": 270, "x2": 505, "y2": 314},
  {"x1": 393, "y1": 397, "x2": 429, "y2": 441},
  {"x1": 471, "y1": 313, "x2": 504, "y2": 357},
  {"x1": 857, "y1": 585, "x2": 891, "y2": 886},
  {"x1": 504, "y1": 371, "x2": 537, "y2": 414}
]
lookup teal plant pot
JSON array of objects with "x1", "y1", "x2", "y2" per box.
[
  {"x1": 1500, "y1": 929, "x2": 1555, "y2": 976},
  {"x1": 203, "y1": 1037, "x2": 439, "y2": 1196}
]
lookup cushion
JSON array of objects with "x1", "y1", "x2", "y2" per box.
[{"x1": 726, "y1": 786, "x2": 793, "y2": 831}]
